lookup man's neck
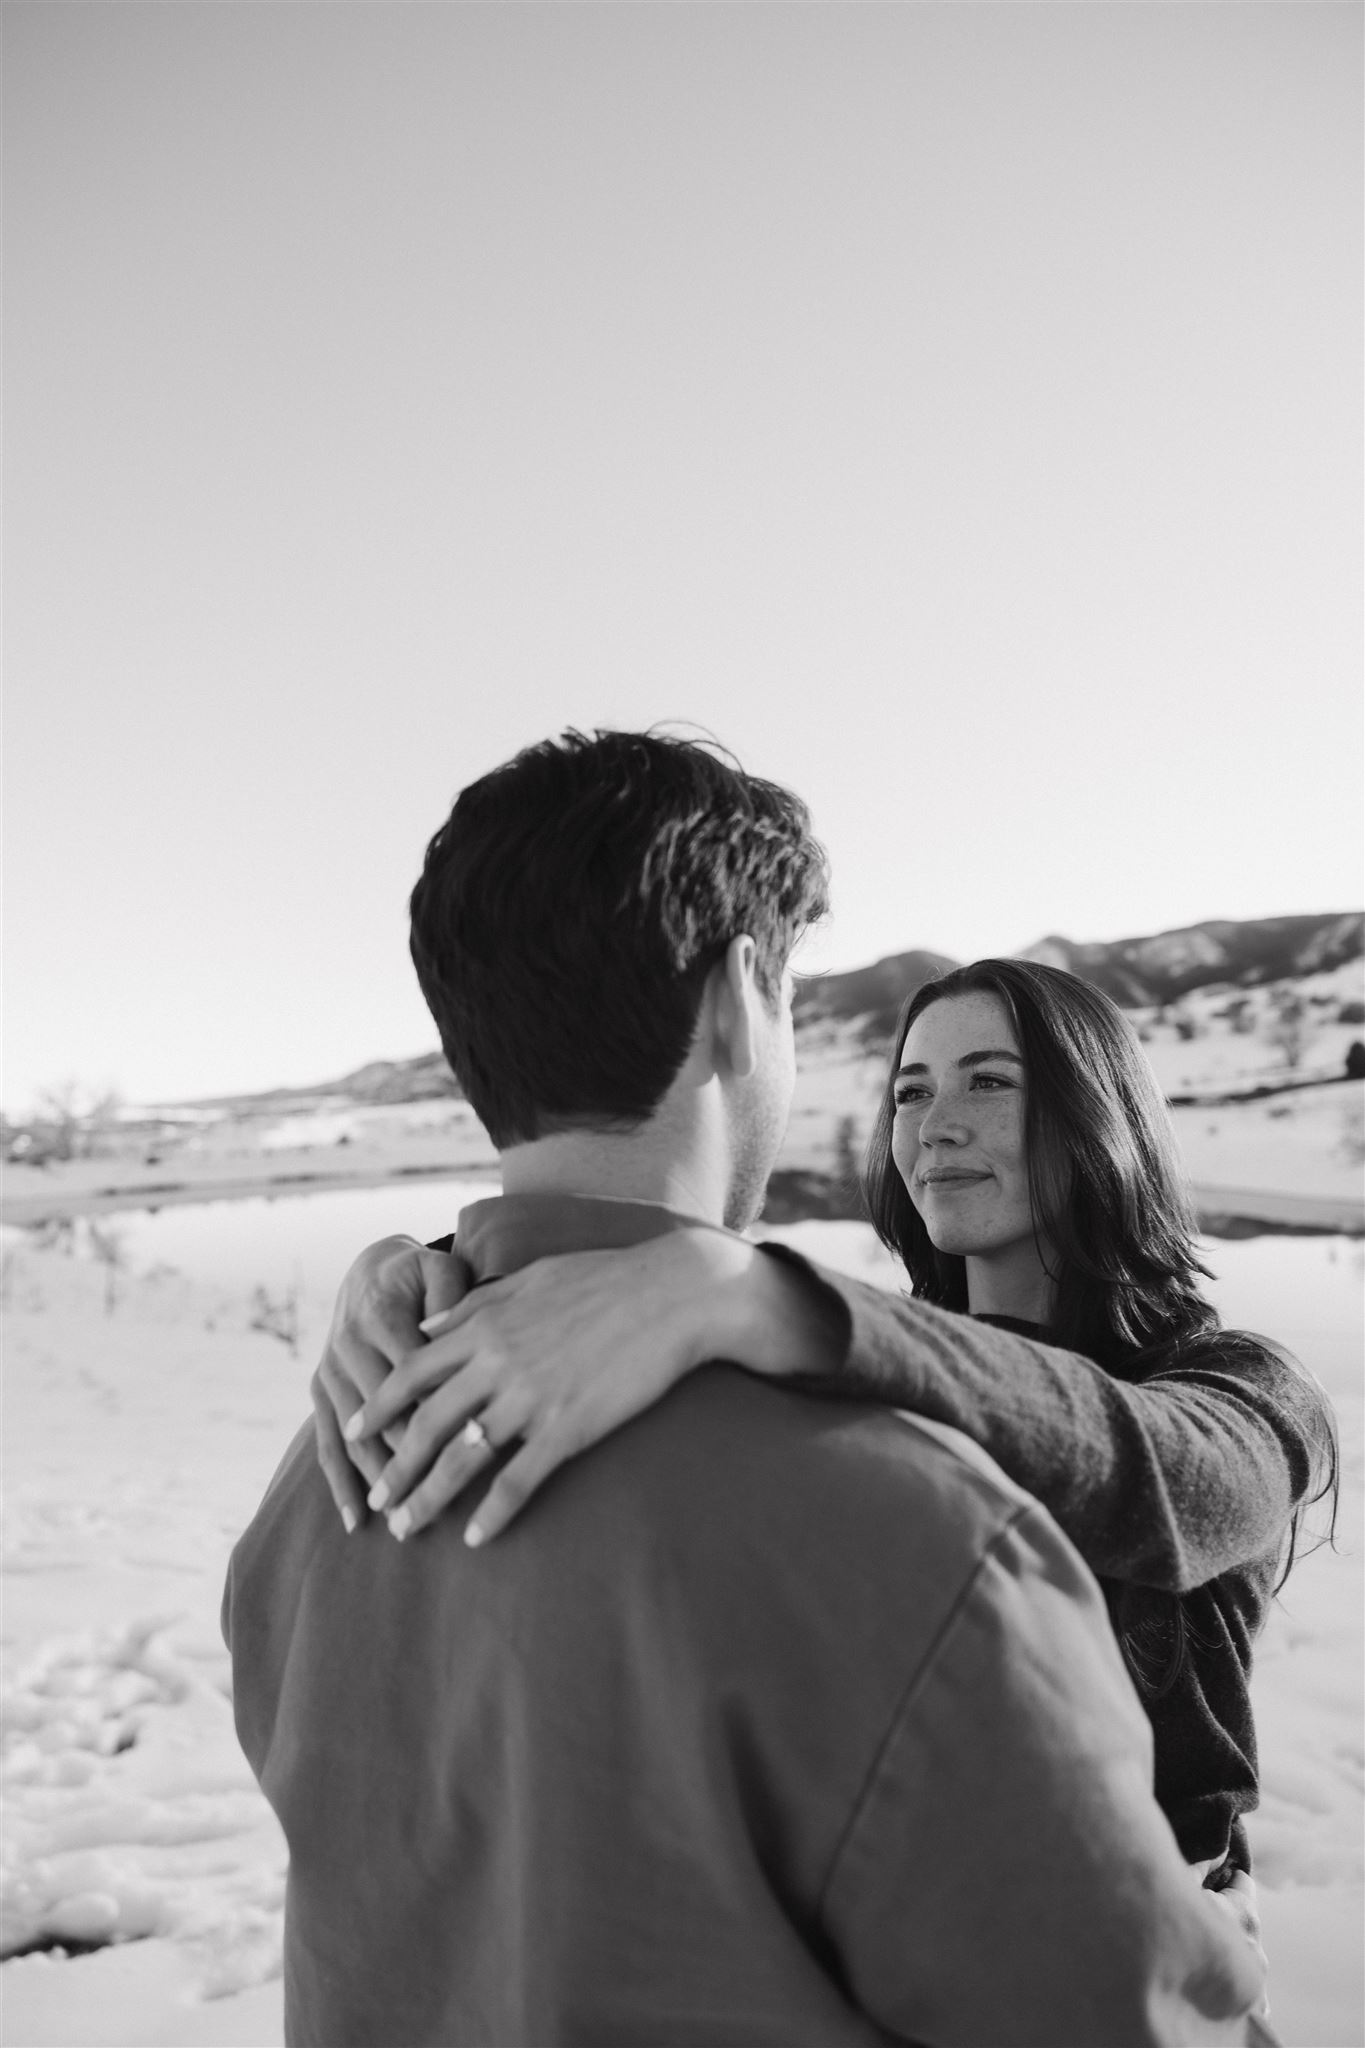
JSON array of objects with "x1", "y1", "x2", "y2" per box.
[{"x1": 498, "y1": 1125, "x2": 726, "y2": 1228}]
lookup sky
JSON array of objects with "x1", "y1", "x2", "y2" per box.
[{"x1": 4, "y1": 2, "x2": 1361, "y2": 1112}]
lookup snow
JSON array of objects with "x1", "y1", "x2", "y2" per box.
[
  {"x1": 2, "y1": 1213, "x2": 1362, "y2": 2047},
  {"x1": 1, "y1": 1246, "x2": 309, "y2": 2045},
  {"x1": 1170, "y1": 1080, "x2": 1363, "y2": 1202}
]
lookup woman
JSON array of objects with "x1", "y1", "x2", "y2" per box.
[{"x1": 316, "y1": 958, "x2": 1337, "y2": 1899}]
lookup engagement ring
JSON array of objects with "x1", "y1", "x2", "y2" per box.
[{"x1": 459, "y1": 1417, "x2": 493, "y2": 1455}]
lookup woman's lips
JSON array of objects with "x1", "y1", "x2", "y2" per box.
[{"x1": 918, "y1": 1170, "x2": 990, "y2": 1189}]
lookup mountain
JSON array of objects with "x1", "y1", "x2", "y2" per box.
[
  {"x1": 793, "y1": 949, "x2": 958, "y2": 1040},
  {"x1": 181, "y1": 1052, "x2": 460, "y2": 1116},
  {"x1": 169, "y1": 910, "x2": 1362, "y2": 1114},
  {"x1": 1016, "y1": 913, "x2": 1365, "y2": 1009},
  {"x1": 792, "y1": 911, "x2": 1363, "y2": 1040}
]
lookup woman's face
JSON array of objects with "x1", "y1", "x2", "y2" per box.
[{"x1": 890, "y1": 990, "x2": 1042, "y2": 1269}]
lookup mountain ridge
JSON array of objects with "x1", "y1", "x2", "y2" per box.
[
  {"x1": 181, "y1": 909, "x2": 1364, "y2": 1113},
  {"x1": 791, "y1": 910, "x2": 1363, "y2": 1039}
]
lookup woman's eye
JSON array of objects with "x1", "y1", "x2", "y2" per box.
[
  {"x1": 971, "y1": 1072, "x2": 1013, "y2": 1090},
  {"x1": 893, "y1": 1088, "x2": 927, "y2": 1109}
]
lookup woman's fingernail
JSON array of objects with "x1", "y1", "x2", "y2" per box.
[
  {"x1": 367, "y1": 1480, "x2": 390, "y2": 1511},
  {"x1": 464, "y1": 1522, "x2": 484, "y2": 1549},
  {"x1": 341, "y1": 1507, "x2": 358, "y2": 1535},
  {"x1": 344, "y1": 1413, "x2": 367, "y2": 1443},
  {"x1": 419, "y1": 1310, "x2": 453, "y2": 1336},
  {"x1": 388, "y1": 1506, "x2": 412, "y2": 1541}
]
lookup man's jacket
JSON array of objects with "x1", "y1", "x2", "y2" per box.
[{"x1": 223, "y1": 1194, "x2": 1261, "y2": 2047}]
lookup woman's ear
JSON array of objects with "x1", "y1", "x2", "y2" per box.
[{"x1": 713, "y1": 935, "x2": 764, "y2": 1080}]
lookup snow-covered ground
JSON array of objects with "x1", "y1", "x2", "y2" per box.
[
  {"x1": 1, "y1": 1245, "x2": 312, "y2": 2047},
  {"x1": 2, "y1": 1212, "x2": 1361, "y2": 2047},
  {"x1": 1169, "y1": 1080, "x2": 1363, "y2": 1200},
  {"x1": 1130, "y1": 962, "x2": 1364, "y2": 1098}
]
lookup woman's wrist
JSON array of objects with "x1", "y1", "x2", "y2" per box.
[
  {"x1": 658, "y1": 1228, "x2": 763, "y2": 1371},
  {"x1": 624, "y1": 1227, "x2": 850, "y2": 1384},
  {"x1": 688, "y1": 1233, "x2": 848, "y2": 1381}
]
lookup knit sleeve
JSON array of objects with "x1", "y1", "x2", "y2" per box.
[{"x1": 757, "y1": 1244, "x2": 1328, "y2": 1594}]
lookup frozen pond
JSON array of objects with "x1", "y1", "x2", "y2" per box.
[
  {"x1": 8, "y1": 1178, "x2": 502, "y2": 1305},
  {"x1": 9, "y1": 1181, "x2": 1361, "y2": 1387}
]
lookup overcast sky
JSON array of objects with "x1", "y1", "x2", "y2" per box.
[{"x1": 5, "y1": 2, "x2": 1360, "y2": 1111}]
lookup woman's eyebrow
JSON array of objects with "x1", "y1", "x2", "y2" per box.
[{"x1": 895, "y1": 1049, "x2": 1023, "y2": 1077}]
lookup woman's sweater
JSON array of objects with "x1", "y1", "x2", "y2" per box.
[{"x1": 762, "y1": 1247, "x2": 1332, "y2": 1879}]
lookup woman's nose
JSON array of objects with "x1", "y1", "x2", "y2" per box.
[{"x1": 919, "y1": 1090, "x2": 967, "y2": 1145}]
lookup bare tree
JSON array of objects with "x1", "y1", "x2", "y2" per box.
[
  {"x1": 30, "y1": 1081, "x2": 124, "y2": 1162},
  {"x1": 1222, "y1": 995, "x2": 1255, "y2": 1035},
  {"x1": 249, "y1": 1281, "x2": 301, "y2": 1356},
  {"x1": 87, "y1": 1221, "x2": 128, "y2": 1314},
  {"x1": 1265, "y1": 993, "x2": 1308, "y2": 1071},
  {"x1": 833, "y1": 1114, "x2": 862, "y2": 1194}
]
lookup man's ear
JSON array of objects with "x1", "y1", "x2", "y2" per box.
[{"x1": 712, "y1": 935, "x2": 764, "y2": 1080}]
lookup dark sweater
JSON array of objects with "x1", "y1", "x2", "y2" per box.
[
  {"x1": 971, "y1": 1313, "x2": 1268, "y2": 1878},
  {"x1": 773, "y1": 1251, "x2": 1331, "y2": 1879}
]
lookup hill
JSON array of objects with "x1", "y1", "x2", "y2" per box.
[
  {"x1": 793, "y1": 910, "x2": 1364, "y2": 1040},
  {"x1": 1016, "y1": 912, "x2": 1364, "y2": 1008},
  {"x1": 160, "y1": 910, "x2": 1364, "y2": 1114}
]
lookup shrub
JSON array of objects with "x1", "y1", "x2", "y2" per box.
[
  {"x1": 249, "y1": 1283, "x2": 301, "y2": 1355},
  {"x1": 1266, "y1": 995, "x2": 1308, "y2": 1069}
]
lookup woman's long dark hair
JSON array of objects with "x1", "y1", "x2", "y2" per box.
[
  {"x1": 865, "y1": 958, "x2": 1216, "y2": 1364},
  {"x1": 862, "y1": 958, "x2": 1339, "y2": 1689}
]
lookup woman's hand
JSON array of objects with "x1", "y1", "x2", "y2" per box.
[
  {"x1": 311, "y1": 1235, "x2": 470, "y2": 1531},
  {"x1": 344, "y1": 1224, "x2": 853, "y2": 1546},
  {"x1": 346, "y1": 1229, "x2": 760, "y2": 1545}
]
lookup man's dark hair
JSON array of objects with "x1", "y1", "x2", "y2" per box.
[{"x1": 409, "y1": 729, "x2": 829, "y2": 1147}]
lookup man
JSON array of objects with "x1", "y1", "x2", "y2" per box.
[{"x1": 224, "y1": 729, "x2": 1263, "y2": 2046}]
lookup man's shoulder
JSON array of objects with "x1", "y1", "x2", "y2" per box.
[
  {"x1": 226, "y1": 1418, "x2": 331, "y2": 1589},
  {"x1": 555, "y1": 1369, "x2": 1070, "y2": 1734},
  {"x1": 226, "y1": 1369, "x2": 1047, "y2": 1668},
  {"x1": 231, "y1": 1371, "x2": 1034, "y2": 1571},
  {"x1": 619, "y1": 1363, "x2": 1037, "y2": 1557}
]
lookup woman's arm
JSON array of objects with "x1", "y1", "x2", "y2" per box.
[
  {"x1": 322, "y1": 1229, "x2": 846, "y2": 1540},
  {"x1": 781, "y1": 1250, "x2": 1326, "y2": 1593},
  {"x1": 324, "y1": 1230, "x2": 1325, "y2": 1588}
]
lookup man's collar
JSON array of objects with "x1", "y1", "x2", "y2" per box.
[{"x1": 454, "y1": 1191, "x2": 736, "y2": 1281}]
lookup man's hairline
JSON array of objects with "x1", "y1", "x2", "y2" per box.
[{"x1": 497, "y1": 923, "x2": 808, "y2": 1147}]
